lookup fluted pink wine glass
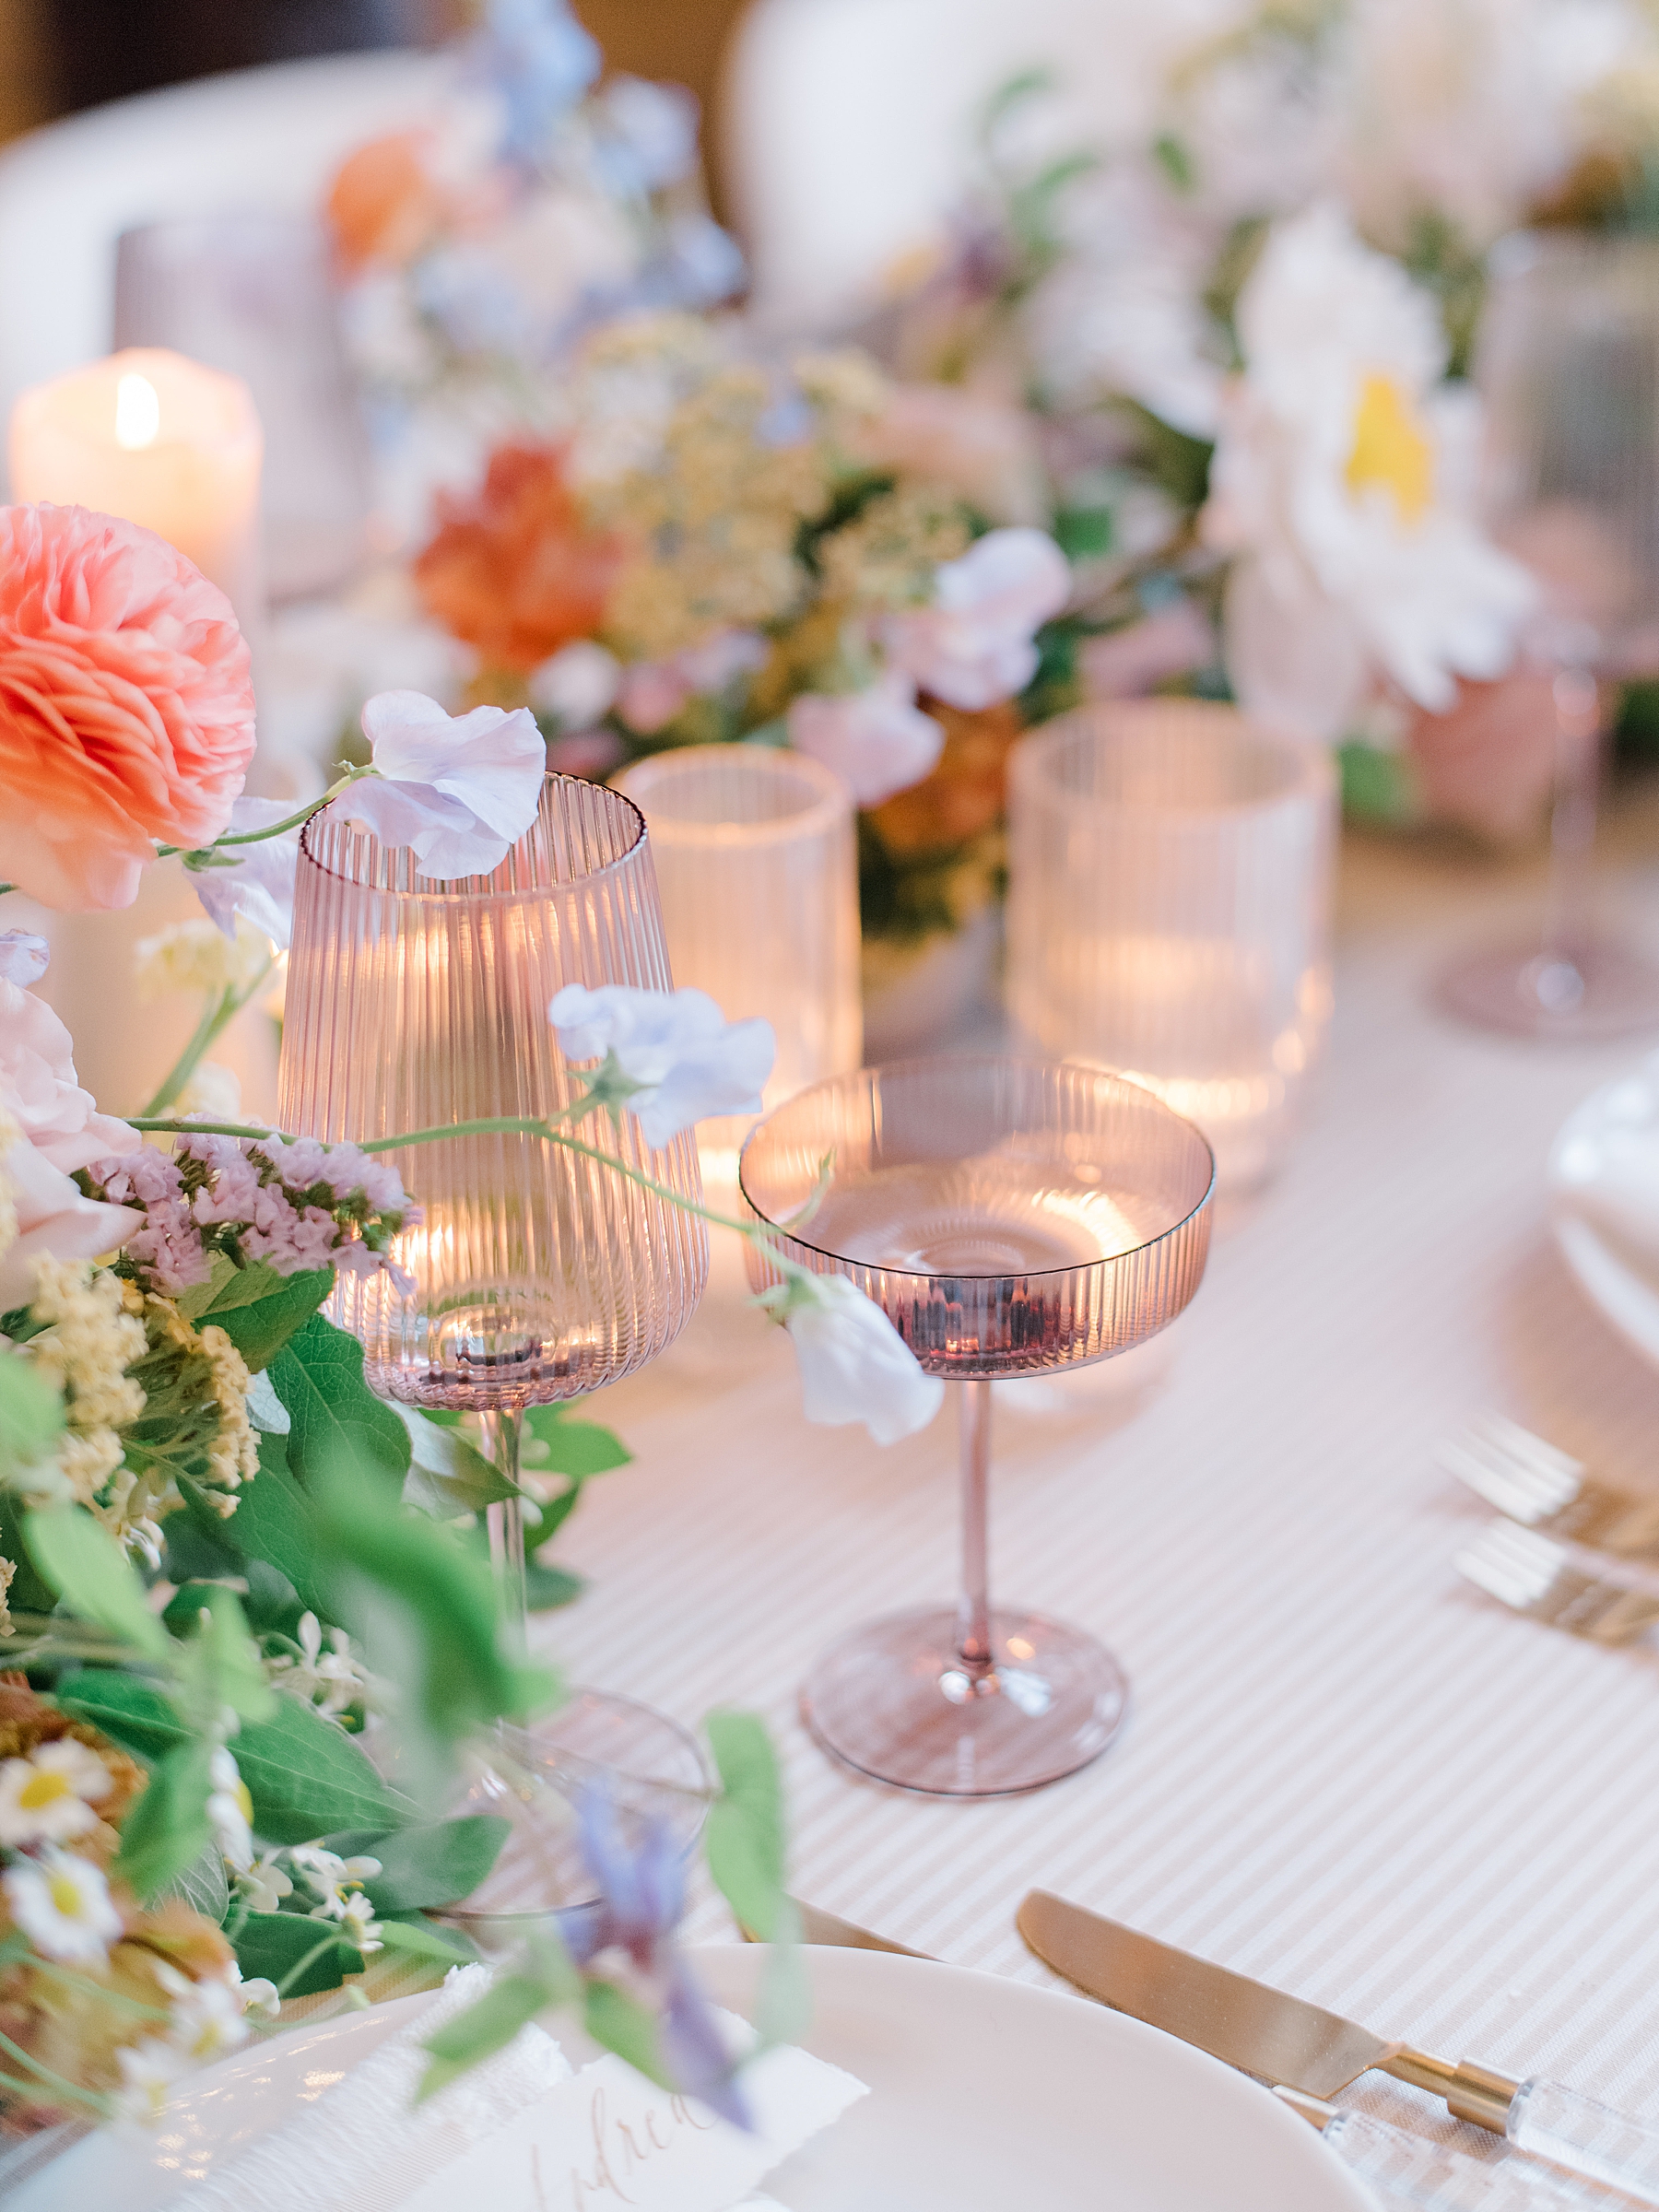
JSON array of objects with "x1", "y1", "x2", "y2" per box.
[
  {"x1": 741, "y1": 1057, "x2": 1215, "y2": 1797},
  {"x1": 278, "y1": 773, "x2": 712, "y2": 1906}
]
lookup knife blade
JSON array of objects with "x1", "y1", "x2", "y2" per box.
[{"x1": 1017, "y1": 1890, "x2": 1515, "y2": 2126}]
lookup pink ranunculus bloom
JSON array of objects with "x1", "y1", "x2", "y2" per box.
[
  {"x1": 0, "y1": 503, "x2": 256, "y2": 912},
  {"x1": 1079, "y1": 599, "x2": 1217, "y2": 700},
  {"x1": 786, "y1": 674, "x2": 947, "y2": 807},
  {"x1": 854, "y1": 384, "x2": 1048, "y2": 526},
  {"x1": 0, "y1": 979, "x2": 139, "y2": 1173},
  {"x1": 884, "y1": 527, "x2": 1072, "y2": 712}
]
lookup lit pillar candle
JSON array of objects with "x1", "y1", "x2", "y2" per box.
[{"x1": 8, "y1": 346, "x2": 263, "y2": 628}]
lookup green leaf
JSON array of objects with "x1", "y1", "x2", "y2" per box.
[
  {"x1": 704, "y1": 1712, "x2": 787, "y2": 1941},
  {"x1": 223, "y1": 1437, "x2": 331, "y2": 1618},
  {"x1": 114, "y1": 1741, "x2": 214, "y2": 1903},
  {"x1": 583, "y1": 1979, "x2": 674, "y2": 2089},
  {"x1": 55, "y1": 1670, "x2": 187, "y2": 1762},
  {"x1": 234, "y1": 1693, "x2": 413, "y2": 1845},
  {"x1": 396, "y1": 1406, "x2": 520, "y2": 1517},
  {"x1": 0, "y1": 1350, "x2": 64, "y2": 1468},
  {"x1": 524, "y1": 1406, "x2": 630, "y2": 1478},
  {"x1": 0, "y1": 1491, "x2": 55, "y2": 1617},
  {"x1": 418, "y1": 1968, "x2": 570, "y2": 2102},
  {"x1": 1153, "y1": 128, "x2": 1196, "y2": 193},
  {"x1": 233, "y1": 1910, "x2": 358, "y2": 1997},
  {"x1": 161, "y1": 1842, "x2": 231, "y2": 1925},
  {"x1": 359, "y1": 1817, "x2": 509, "y2": 1912},
  {"x1": 1053, "y1": 505, "x2": 1114, "y2": 561},
  {"x1": 177, "y1": 1256, "x2": 334, "y2": 1373},
  {"x1": 376, "y1": 1914, "x2": 480, "y2": 1967},
  {"x1": 198, "y1": 1586, "x2": 279, "y2": 1724},
  {"x1": 23, "y1": 1508, "x2": 171, "y2": 1661},
  {"x1": 269, "y1": 1316, "x2": 410, "y2": 1489},
  {"x1": 523, "y1": 1556, "x2": 583, "y2": 1611}
]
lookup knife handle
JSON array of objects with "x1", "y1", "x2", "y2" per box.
[
  {"x1": 1506, "y1": 2077, "x2": 1659, "y2": 2205},
  {"x1": 1323, "y1": 2109, "x2": 1607, "y2": 2212}
]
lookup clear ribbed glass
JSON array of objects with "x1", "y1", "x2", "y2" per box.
[
  {"x1": 1441, "y1": 231, "x2": 1659, "y2": 1040},
  {"x1": 613, "y1": 746, "x2": 862, "y2": 1155},
  {"x1": 740, "y1": 1055, "x2": 1214, "y2": 1796},
  {"x1": 1006, "y1": 700, "x2": 1336, "y2": 1192}
]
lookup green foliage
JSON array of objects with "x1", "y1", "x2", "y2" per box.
[
  {"x1": 1113, "y1": 398, "x2": 1215, "y2": 514},
  {"x1": 584, "y1": 1980, "x2": 674, "y2": 2088},
  {"x1": 523, "y1": 1555, "x2": 584, "y2": 1611},
  {"x1": 161, "y1": 1843, "x2": 231, "y2": 1925},
  {"x1": 174, "y1": 1256, "x2": 334, "y2": 1373},
  {"x1": 0, "y1": 1354, "x2": 64, "y2": 1481},
  {"x1": 396, "y1": 1407, "x2": 521, "y2": 1518},
  {"x1": 376, "y1": 1914, "x2": 480, "y2": 1967},
  {"x1": 1337, "y1": 739, "x2": 1417, "y2": 827},
  {"x1": 269, "y1": 1316, "x2": 411, "y2": 1488},
  {"x1": 230, "y1": 1693, "x2": 413, "y2": 1844},
  {"x1": 219, "y1": 1439, "x2": 330, "y2": 1618},
  {"x1": 524, "y1": 1405, "x2": 631, "y2": 1478},
  {"x1": 1152, "y1": 130, "x2": 1195, "y2": 193},
  {"x1": 56, "y1": 1670, "x2": 186, "y2": 1761},
  {"x1": 1018, "y1": 616, "x2": 1086, "y2": 727},
  {"x1": 113, "y1": 1741, "x2": 214, "y2": 1902},
  {"x1": 704, "y1": 1712, "x2": 806, "y2": 2049},
  {"x1": 233, "y1": 1911, "x2": 361, "y2": 1997},
  {"x1": 24, "y1": 1509, "x2": 171, "y2": 1663},
  {"x1": 356, "y1": 1818, "x2": 510, "y2": 1912},
  {"x1": 418, "y1": 1955, "x2": 579, "y2": 2101}
]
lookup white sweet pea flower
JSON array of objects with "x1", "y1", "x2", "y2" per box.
[
  {"x1": 0, "y1": 1737, "x2": 112, "y2": 1847},
  {"x1": 529, "y1": 639, "x2": 620, "y2": 728},
  {"x1": 342, "y1": 691, "x2": 547, "y2": 877},
  {"x1": 1200, "y1": 203, "x2": 1536, "y2": 741},
  {"x1": 191, "y1": 797, "x2": 302, "y2": 950},
  {"x1": 549, "y1": 983, "x2": 775, "y2": 1146},
  {"x1": 883, "y1": 528, "x2": 1072, "y2": 712},
  {"x1": 0, "y1": 932, "x2": 48, "y2": 987},
  {"x1": 773, "y1": 1271, "x2": 945, "y2": 1445},
  {"x1": 4, "y1": 1849, "x2": 124, "y2": 1964},
  {"x1": 786, "y1": 673, "x2": 946, "y2": 807}
]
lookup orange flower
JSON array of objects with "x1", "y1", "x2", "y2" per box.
[
  {"x1": 868, "y1": 698, "x2": 1024, "y2": 856},
  {"x1": 1406, "y1": 670, "x2": 1560, "y2": 845},
  {"x1": 414, "y1": 443, "x2": 621, "y2": 675},
  {"x1": 325, "y1": 130, "x2": 447, "y2": 272},
  {"x1": 0, "y1": 504, "x2": 255, "y2": 912}
]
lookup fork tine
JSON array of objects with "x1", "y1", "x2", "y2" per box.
[
  {"x1": 1456, "y1": 1521, "x2": 1659, "y2": 1646},
  {"x1": 1439, "y1": 1415, "x2": 1584, "y2": 1523}
]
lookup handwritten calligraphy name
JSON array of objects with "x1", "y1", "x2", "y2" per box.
[{"x1": 568, "y1": 2083, "x2": 720, "y2": 2209}]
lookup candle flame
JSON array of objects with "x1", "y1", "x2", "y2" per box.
[{"x1": 114, "y1": 373, "x2": 160, "y2": 451}]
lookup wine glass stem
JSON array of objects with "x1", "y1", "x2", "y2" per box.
[
  {"x1": 1538, "y1": 667, "x2": 1603, "y2": 982},
  {"x1": 956, "y1": 1378, "x2": 994, "y2": 1675},
  {"x1": 478, "y1": 1408, "x2": 527, "y2": 1655}
]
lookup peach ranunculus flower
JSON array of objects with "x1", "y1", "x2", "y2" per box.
[
  {"x1": 325, "y1": 130, "x2": 450, "y2": 273},
  {"x1": 413, "y1": 443, "x2": 622, "y2": 677},
  {"x1": 0, "y1": 504, "x2": 256, "y2": 912},
  {"x1": 1405, "y1": 669, "x2": 1561, "y2": 845}
]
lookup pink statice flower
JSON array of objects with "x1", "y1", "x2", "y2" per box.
[{"x1": 89, "y1": 1148, "x2": 209, "y2": 1295}]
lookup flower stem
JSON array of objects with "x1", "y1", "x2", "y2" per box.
[
  {"x1": 154, "y1": 768, "x2": 373, "y2": 860},
  {"x1": 138, "y1": 958, "x2": 275, "y2": 1119},
  {"x1": 0, "y1": 2024, "x2": 114, "y2": 2115}
]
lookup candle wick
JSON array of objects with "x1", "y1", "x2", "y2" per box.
[{"x1": 114, "y1": 373, "x2": 160, "y2": 452}]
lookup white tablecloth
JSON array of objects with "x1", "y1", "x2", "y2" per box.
[{"x1": 554, "y1": 804, "x2": 1659, "y2": 2152}]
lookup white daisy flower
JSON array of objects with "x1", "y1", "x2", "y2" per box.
[
  {"x1": 112, "y1": 2035, "x2": 188, "y2": 2125},
  {"x1": 206, "y1": 1746, "x2": 254, "y2": 1875},
  {"x1": 165, "y1": 1972, "x2": 252, "y2": 2065},
  {"x1": 338, "y1": 1891, "x2": 384, "y2": 1957},
  {"x1": 0, "y1": 1738, "x2": 112, "y2": 1847},
  {"x1": 5, "y1": 1850, "x2": 124, "y2": 1964},
  {"x1": 1200, "y1": 203, "x2": 1535, "y2": 742}
]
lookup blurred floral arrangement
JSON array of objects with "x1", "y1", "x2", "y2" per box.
[
  {"x1": 832, "y1": 0, "x2": 1659, "y2": 845},
  {"x1": 0, "y1": 497, "x2": 947, "y2": 2134},
  {"x1": 405, "y1": 315, "x2": 1072, "y2": 974}
]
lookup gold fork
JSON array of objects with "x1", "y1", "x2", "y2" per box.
[
  {"x1": 1455, "y1": 1518, "x2": 1659, "y2": 1645},
  {"x1": 1439, "y1": 1413, "x2": 1659, "y2": 1559}
]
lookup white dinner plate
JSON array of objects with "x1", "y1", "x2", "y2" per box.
[
  {"x1": 1547, "y1": 1053, "x2": 1659, "y2": 1371},
  {"x1": 16, "y1": 1942, "x2": 1374, "y2": 2212}
]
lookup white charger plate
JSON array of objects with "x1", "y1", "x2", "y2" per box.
[
  {"x1": 1547, "y1": 1053, "x2": 1659, "y2": 1370},
  {"x1": 16, "y1": 1942, "x2": 1374, "y2": 2212}
]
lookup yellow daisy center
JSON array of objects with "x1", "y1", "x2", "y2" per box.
[
  {"x1": 1346, "y1": 373, "x2": 1433, "y2": 524},
  {"x1": 48, "y1": 1869, "x2": 87, "y2": 1917},
  {"x1": 18, "y1": 1771, "x2": 75, "y2": 1813}
]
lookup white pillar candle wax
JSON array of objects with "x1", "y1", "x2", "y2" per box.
[{"x1": 8, "y1": 345, "x2": 264, "y2": 626}]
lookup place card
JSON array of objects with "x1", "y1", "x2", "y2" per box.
[{"x1": 398, "y1": 2011, "x2": 867, "y2": 2212}]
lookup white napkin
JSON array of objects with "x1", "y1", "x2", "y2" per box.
[
  {"x1": 1552, "y1": 1070, "x2": 1659, "y2": 1292},
  {"x1": 164, "y1": 1966, "x2": 571, "y2": 2212}
]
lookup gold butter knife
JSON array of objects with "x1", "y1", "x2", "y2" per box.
[{"x1": 1018, "y1": 1889, "x2": 1659, "y2": 2205}]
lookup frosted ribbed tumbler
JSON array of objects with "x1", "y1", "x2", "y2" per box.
[
  {"x1": 614, "y1": 746, "x2": 862, "y2": 1148},
  {"x1": 277, "y1": 773, "x2": 709, "y2": 1409},
  {"x1": 1007, "y1": 700, "x2": 1335, "y2": 1190}
]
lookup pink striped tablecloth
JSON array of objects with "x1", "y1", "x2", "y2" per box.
[{"x1": 549, "y1": 808, "x2": 1659, "y2": 2154}]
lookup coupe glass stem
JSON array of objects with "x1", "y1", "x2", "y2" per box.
[
  {"x1": 1535, "y1": 667, "x2": 1603, "y2": 1005},
  {"x1": 956, "y1": 1379, "x2": 994, "y2": 1675},
  {"x1": 478, "y1": 1408, "x2": 527, "y2": 1655}
]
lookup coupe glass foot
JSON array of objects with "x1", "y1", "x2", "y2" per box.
[
  {"x1": 1440, "y1": 940, "x2": 1659, "y2": 1041},
  {"x1": 801, "y1": 1606, "x2": 1128, "y2": 1797}
]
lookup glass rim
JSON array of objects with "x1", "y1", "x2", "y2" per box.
[
  {"x1": 737, "y1": 1053, "x2": 1217, "y2": 1282},
  {"x1": 1011, "y1": 699, "x2": 1334, "y2": 820},
  {"x1": 296, "y1": 769, "x2": 649, "y2": 902},
  {"x1": 613, "y1": 744, "x2": 851, "y2": 848}
]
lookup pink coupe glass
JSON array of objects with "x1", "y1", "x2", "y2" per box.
[{"x1": 741, "y1": 1056, "x2": 1215, "y2": 1797}]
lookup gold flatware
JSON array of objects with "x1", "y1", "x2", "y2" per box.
[
  {"x1": 1440, "y1": 1414, "x2": 1659, "y2": 1559},
  {"x1": 1454, "y1": 1519, "x2": 1659, "y2": 1645},
  {"x1": 736, "y1": 1899, "x2": 929, "y2": 1959}
]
